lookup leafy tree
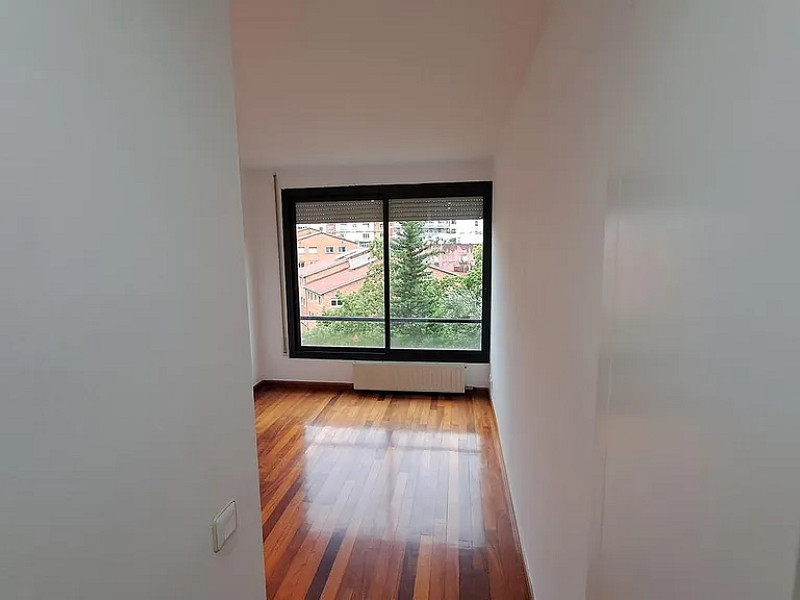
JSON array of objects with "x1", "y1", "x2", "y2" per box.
[
  {"x1": 389, "y1": 221, "x2": 439, "y2": 318},
  {"x1": 303, "y1": 237, "x2": 384, "y2": 347},
  {"x1": 387, "y1": 221, "x2": 440, "y2": 346},
  {"x1": 303, "y1": 225, "x2": 484, "y2": 350},
  {"x1": 463, "y1": 244, "x2": 483, "y2": 298}
]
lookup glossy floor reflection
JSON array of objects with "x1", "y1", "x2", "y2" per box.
[{"x1": 255, "y1": 387, "x2": 530, "y2": 600}]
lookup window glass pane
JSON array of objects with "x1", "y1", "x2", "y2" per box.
[
  {"x1": 390, "y1": 322, "x2": 481, "y2": 350},
  {"x1": 286, "y1": 184, "x2": 490, "y2": 360},
  {"x1": 296, "y1": 208, "x2": 385, "y2": 348},
  {"x1": 387, "y1": 212, "x2": 483, "y2": 351}
]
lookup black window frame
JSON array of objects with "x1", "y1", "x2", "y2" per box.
[{"x1": 282, "y1": 181, "x2": 492, "y2": 363}]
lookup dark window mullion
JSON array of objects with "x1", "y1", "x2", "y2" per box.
[
  {"x1": 283, "y1": 181, "x2": 492, "y2": 363},
  {"x1": 382, "y1": 199, "x2": 391, "y2": 351},
  {"x1": 480, "y1": 193, "x2": 493, "y2": 356},
  {"x1": 282, "y1": 197, "x2": 302, "y2": 354}
]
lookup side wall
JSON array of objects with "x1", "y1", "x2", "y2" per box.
[
  {"x1": 241, "y1": 161, "x2": 493, "y2": 387},
  {"x1": 490, "y1": 0, "x2": 611, "y2": 598},
  {"x1": 492, "y1": 0, "x2": 800, "y2": 599},
  {"x1": 0, "y1": 3, "x2": 265, "y2": 599},
  {"x1": 595, "y1": 1, "x2": 800, "y2": 598}
]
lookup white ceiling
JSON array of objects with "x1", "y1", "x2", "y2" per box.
[{"x1": 230, "y1": 0, "x2": 550, "y2": 168}]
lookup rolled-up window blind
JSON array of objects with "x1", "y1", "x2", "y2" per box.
[
  {"x1": 388, "y1": 197, "x2": 484, "y2": 221},
  {"x1": 296, "y1": 199, "x2": 383, "y2": 224},
  {"x1": 295, "y1": 196, "x2": 485, "y2": 224}
]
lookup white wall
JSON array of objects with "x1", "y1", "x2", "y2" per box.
[
  {"x1": 241, "y1": 161, "x2": 493, "y2": 387},
  {"x1": 490, "y1": 0, "x2": 610, "y2": 598},
  {"x1": 595, "y1": 1, "x2": 800, "y2": 598},
  {"x1": 0, "y1": 3, "x2": 265, "y2": 600},
  {"x1": 493, "y1": 0, "x2": 800, "y2": 599},
  {"x1": 230, "y1": 0, "x2": 550, "y2": 167}
]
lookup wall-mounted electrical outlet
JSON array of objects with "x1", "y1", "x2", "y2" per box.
[{"x1": 212, "y1": 500, "x2": 237, "y2": 553}]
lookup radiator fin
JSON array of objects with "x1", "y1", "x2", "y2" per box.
[{"x1": 353, "y1": 362, "x2": 465, "y2": 394}]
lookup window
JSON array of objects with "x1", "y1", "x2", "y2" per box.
[
  {"x1": 325, "y1": 246, "x2": 334, "y2": 254},
  {"x1": 299, "y1": 261, "x2": 305, "y2": 268},
  {"x1": 298, "y1": 247, "x2": 306, "y2": 254},
  {"x1": 308, "y1": 247, "x2": 318, "y2": 254},
  {"x1": 338, "y1": 246, "x2": 347, "y2": 253},
  {"x1": 282, "y1": 181, "x2": 492, "y2": 363}
]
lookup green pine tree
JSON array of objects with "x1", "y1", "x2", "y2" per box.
[
  {"x1": 304, "y1": 224, "x2": 483, "y2": 350},
  {"x1": 390, "y1": 221, "x2": 438, "y2": 318}
]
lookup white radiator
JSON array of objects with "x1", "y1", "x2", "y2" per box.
[{"x1": 353, "y1": 362, "x2": 466, "y2": 394}]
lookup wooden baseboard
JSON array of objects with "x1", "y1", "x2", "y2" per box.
[
  {"x1": 483, "y1": 389, "x2": 533, "y2": 598},
  {"x1": 252, "y1": 380, "x2": 270, "y2": 394},
  {"x1": 254, "y1": 379, "x2": 489, "y2": 397},
  {"x1": 254, "y1": 379, "x2": 354, "y2": 393}
]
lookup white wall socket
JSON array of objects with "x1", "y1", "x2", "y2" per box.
[{"x1": 212, "y1": 500, "x2": 237, "y2": 553}]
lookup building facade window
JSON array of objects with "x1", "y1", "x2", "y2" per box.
[{"x1": 282, "y1": 181, "x2": 492, "y2": 363}]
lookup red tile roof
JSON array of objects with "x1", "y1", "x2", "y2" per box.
[
  {"x1": 297, "y1": 229, "x2": 358, "y2": 246},
  {"x1": 303, "y1": 261, "x2": 459, "y2": 297},
  {"x1": 304, "y1": 263, "x2": 372, "y2": 295},
  {"x1": 298, "y1": 247, "x2": 370, "y2": 278},
  {"x1": 429, "y1": 265, "x2": 462, "y2": 277}
]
